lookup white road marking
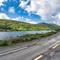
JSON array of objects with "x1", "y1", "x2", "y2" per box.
[
  {"x1": 49, "y1": 41, "x2": 60, "y2": 48},
  {"x1": 0, "y1": 47, "x2": 27, "y2": 56},
  {"x1": 52, "y1": 44, "x2": 59, "y2": 49},
  {"x1": 34, "y1": 55, "x2": 43, "y2": 60},
  {"x1": 34, "y1": 42, "x2": 60, "y2": 60}
]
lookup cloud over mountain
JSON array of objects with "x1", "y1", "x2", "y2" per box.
[{"x1": 0, "y1": 0, "x2": 60, "y2": 25}]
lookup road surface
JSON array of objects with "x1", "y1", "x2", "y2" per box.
[
  {"x1": 35, "y1": 44, "x2": 60, "y2": 60},
  {"x1": 0, "y1": 32, "x2": 60, "y2": 60}
]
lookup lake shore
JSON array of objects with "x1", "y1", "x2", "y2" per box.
[{"x1": 0, "y1": 31, "x2": 57, "y2": 46}]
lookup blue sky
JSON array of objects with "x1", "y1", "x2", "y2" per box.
[{"x1": 0, "y1": 0, "x2": 60, "y2": 25}]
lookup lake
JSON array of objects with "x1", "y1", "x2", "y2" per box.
[{"x1": 0, "y1": 30, "x2": 52, "y2": 40}]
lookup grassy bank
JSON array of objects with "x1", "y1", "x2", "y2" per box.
[{"x1": 0, "y1": 32, "x2": 57, "y2": 46}]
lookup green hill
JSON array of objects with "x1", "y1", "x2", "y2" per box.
[
  {"x1": 0, "y1": 19, "x2": 60, "y2": 31},
  {"x1": 38, "y1": 23, "x2": 60, "y2": 31}
]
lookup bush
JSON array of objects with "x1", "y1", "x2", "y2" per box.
[{"x1": 0, "y1": 40, "x2": 8, "y2": 46}]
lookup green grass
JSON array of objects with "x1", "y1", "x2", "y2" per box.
[
  {"x1": 0, "y1": 32, "x2": 57, "y2": 46},
  {"x1": 0, "y1": 19, "x2": 60, "y2": 31}
]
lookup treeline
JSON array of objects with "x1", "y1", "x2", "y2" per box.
[{"x1": 0, "y1": 19, "x2": 60, "y2": 31}]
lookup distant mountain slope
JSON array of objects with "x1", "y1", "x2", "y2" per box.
[
  {"x1": 38, "y1": 23, "x2": 60, "y2": 31},
  {"x1": 0, "y1": 19, "x2": 60, "y2": 31}
]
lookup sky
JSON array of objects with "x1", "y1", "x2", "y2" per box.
[{"x1": 0, "y1": 0, "x2": 60, "y2": 25}]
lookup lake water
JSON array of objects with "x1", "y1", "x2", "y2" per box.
[{"x1": 0, "y1": 31, "x2": 52, "y2": 40}]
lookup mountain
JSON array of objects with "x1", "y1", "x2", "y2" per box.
[
  {"x1": 0, "y1": 19, "x2": 60, "y2": 31},
  {"x1": 38, "y1": 23, "x2": 60, "y2": 31}
]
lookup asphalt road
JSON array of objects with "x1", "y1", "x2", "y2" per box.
[
  {"x1": 0, "y1": 32, "x2": 60, "y2": 60},
  {"x1": 38, "y1": 44, "x2": 60, "y2": 60}
]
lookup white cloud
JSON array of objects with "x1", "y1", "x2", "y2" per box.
[
  {"x1": 0, "y1": 0, "x2": 7, "y2": 6},
  {"x1": 0, "y1": 13, "x2": 10, "y2": 19},
  {"x1": 28, "y1": 21, "x2": 37, "y2": 24},
  {"x1": 11, "y1": 17, "x2": 38, "y2": 24},
  {"x1": 29, "y1": 0, "x2": 37, "y2": 12},
  {"x1": 8, "y1": 7, "x2": 15, "y2": 13},
  {"x1": 0, "y1": 13, "x2": 24, "y2": 23},
  {"x1": 25, "y1": 6, "x2": 31, "y2": 13},
  {"x1": 0, "y1": 0, "x2": 4, "y2": 6},
  {"x1": 0, "y1": 0, "x2": 60, "y2": 25},
  {"x1": 24, "y1": 0, "x2": 51, "y2": 22},
  {"x1": 56, "y1": 13, "x2": 60, "y2": 19},
  {"x1": 0, "y1": 13, "x2": 23, "y2": 21},
  {"x1": 0, "y1": 13, "x2": 38, "y2": 24},
  {"x1": 19, "y1": 0, "x2": 30, "y2": 8},
  {"x1": 23, "y1": 0, "x2": 60, "y2": 25},
  {"x1": 25, "y1": 0, "x2": 47, "y2": 12},
  {"x1": 25, "y1": 19, "x2": 38, "y2": 24},
  {"x1": 52, "y1": 13, "x2": 60, "y2": 25},
  {"x1": 19, "y1": 1, "x2": 26, "y2": 8},
  {"x1": 0, "y1": 0, "x2": 5, "y2": 2}
]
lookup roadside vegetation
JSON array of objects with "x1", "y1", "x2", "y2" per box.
[
  {"x1": 0, "y1": 19, "x2": 60, "y2": 31},
  {"x1": 0, "y1": 31, "x2": 57, "y2": 46},
  {"x1": 0, "y1": 19, "x2": 59, "y2": 46}
]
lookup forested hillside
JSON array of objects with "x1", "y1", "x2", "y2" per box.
[{"x1": 0, "y1": 19, "x2": 60, "y2": 31}]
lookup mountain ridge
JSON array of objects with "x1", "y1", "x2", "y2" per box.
[{"x1": 0, "y1": 19, "x2": 60, "y2": 31}]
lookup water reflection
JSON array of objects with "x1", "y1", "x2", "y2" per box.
[{"x1": 0, "y1": 31, "x2": 52, "y2": 40}]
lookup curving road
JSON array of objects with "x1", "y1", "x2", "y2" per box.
[
  {"x1": 35, "y1": 44, "x2": 60, "y2": 60},
  {"x1": 0, "y1": 32, "x2": 60, "y2": 60}
]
